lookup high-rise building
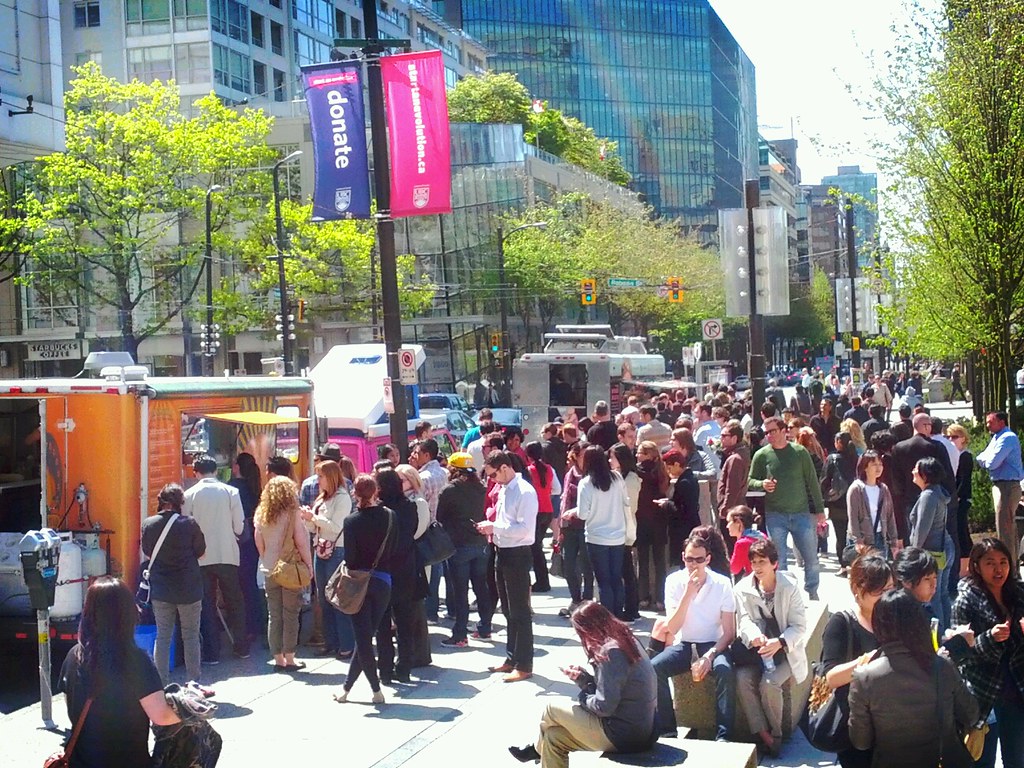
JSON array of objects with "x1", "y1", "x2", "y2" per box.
[
  {"x1": 439, "y1": 0, "x2": 759, "y2": 230},
  {"x1": 758, "y1": 136, "x2": 803, "y2": 282},
  {"x1": 819, "y1": 165, "x2": 878, "y2": 268},
  {"x1": 59, "y1": 0, "x2": 486, "y2": 110}
]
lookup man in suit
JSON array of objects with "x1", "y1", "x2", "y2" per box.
[
  {"x1": 843, "y1": 396, "x2": 870, "y2": 426},
  {"x1": 891, "y1": 413, "x2": 957, "y2": 538}
]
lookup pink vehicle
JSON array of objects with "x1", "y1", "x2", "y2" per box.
[{"x1": 310, "y1": 343, "x2": 454, "y2": 472}]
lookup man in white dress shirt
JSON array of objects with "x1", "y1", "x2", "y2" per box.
[
  {"x1": 476, "y1": 451, "x2": 538, "y2": 683},
  {"x1": 183, "y1": 455, "x2": 248, "y2": 663}
]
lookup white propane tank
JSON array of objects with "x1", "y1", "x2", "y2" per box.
[
  {"x1": 80, "y1": 534, "x2": 107, "y2": 578},
  {"x1": 51, "y1": 534, "x2": 84, "y2": 619}
]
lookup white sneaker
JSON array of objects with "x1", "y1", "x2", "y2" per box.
[{"x1": 372, "y1": 690, "x2": 385, "y2": 704}]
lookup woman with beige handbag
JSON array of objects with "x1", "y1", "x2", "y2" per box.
[{"x1": 255, "y1": 476, "x2": 313, "y2": 672}]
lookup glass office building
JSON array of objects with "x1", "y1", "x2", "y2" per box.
[{"x1": 440, "y1": 0, "x2": 759, "y2": 230}]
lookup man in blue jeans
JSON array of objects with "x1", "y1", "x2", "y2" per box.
[
  {"x1": 747, "y1": 416, "x2": 825, "y2": 600},
  {"x1": 648, "y1": 532, "x2": 736, "y2": 740}
]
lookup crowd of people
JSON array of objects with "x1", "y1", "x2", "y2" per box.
[{"x1": 54, "y1": 364, "x2": 1024, "y2": 768}]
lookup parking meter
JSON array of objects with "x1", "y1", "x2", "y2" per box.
[
  {"x1": 20, "y1": 528, "x2": 61, "y2": 610},
  {"x1": 19, "y1": 528, "x2": 61, "y2": 730}
]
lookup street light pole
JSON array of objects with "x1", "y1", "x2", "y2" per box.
[
  {"x1": 496, "y1": 221, "x2": 547, "y2": 405},
  {"x1": 745, "y1": 180, "x2": 767, "y2": 425},
  {"x1": 272, "y1": 150, "x2": 302, "y2": 375},
  {"x1": 203, "y1": 184, "x2": 222, "y2": 376},
  {"x1": 846, "y1": 197, "x2": 860, "y2": 371}
]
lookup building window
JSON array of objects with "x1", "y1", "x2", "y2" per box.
[
  {"x1": 273, "y1": 68, "x2": 286, "y2": 101},
  {"x1": 251, "y1": 11, "x2": 264, "y2": 48},
  {"x1": 269, "y1": 0, "x2": 280, "y2": 7},
  {"x1": 417, "y1": 24, "x2": 441, "y2": 50},
  {"x1": 127, "y1": 45, "x2": 173, "y2": 82},
  {"x1": 270, "y1": 21, "x2": 283, "y2": 55},
  {"x1": 444, "y1": 66, "x2": 457, "y2": 89},
  {"x1": 75, "y1": 51, "x2": 103, "y2": 70},
  {"x1": 172, "y1": 0, "x2": 206, "y2": 31},
  {"x1": 213, "y1": 43, "x2": 250, "y2": 93},
  {"x1": 74, "y1": 1, "x2": 101, "y2": 27},
  {"x1": 293, "y1": 0, "x2": 333, "y2": 36},
  {"x1": 211, "y1": 0, "x2": 248, "y2": 43},
  {"x1": 293, "y1": 30, "x2": 329, "y2": 67},
  {"x1": 253, "y1": 61, "x2": 266, "y2": 98},
  {"x1": 174, "y1": 42, "x2": 210, "y2": 84},
  {"x1": 350, "y1": 17, "x2": 361, "y2": 38},
  {"x1": 335, "y1": 10, "x2": 347, "y2": 37},
  {"x1": 125, "y1": 0, "x2": 171, "y2": 36}
]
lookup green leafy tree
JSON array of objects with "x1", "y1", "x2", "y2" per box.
[
  {"x1": 872, "y1": 0, "x2": 1024, "y2": 423},
  {"x1": 224, "y1": 200, "x2": 434, "y2": 331},
  {"x1": 447, "y1": 71, "x2": 532, "y2": 126},
  {"x1": 19, "y1": 63, "x2": 274, "y2": 359}
]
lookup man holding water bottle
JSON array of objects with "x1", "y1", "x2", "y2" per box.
[{"x1": 747, "y1": 416, "x2": 826, "y2": 600}]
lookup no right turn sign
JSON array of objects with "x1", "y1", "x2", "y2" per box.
[{"x1": 702, "y1": 318, "x2": 723, "y2": 341}]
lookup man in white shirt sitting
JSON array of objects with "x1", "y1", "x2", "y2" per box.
[
  {"x1": 476, "y1": 451, "x2": 539, "y2": 683},
  {"x1": 647, "y1": 531, "x2": 736, "y2": 741},
  {"x1": 183, "y1": 455, "x2": 248, "y2": 664}
]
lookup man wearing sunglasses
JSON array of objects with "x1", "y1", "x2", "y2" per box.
[
  {"x1": 647, "y1": 532, "x2": 737, "y2": 741},
  {"x1": 747, "y1": 416, "x2": 825, "y2": 601}
]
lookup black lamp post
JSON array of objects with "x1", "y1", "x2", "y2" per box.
[
  {"x1": 272, "y1": 150, "x2": 302, "y2": 375},
  {"x1": 202, "y1": 184, "x2": 222, "y2": 376}
]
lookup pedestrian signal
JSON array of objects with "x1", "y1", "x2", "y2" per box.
[{"x1": 580, "y1": 279, "x2": 596, "y2": 306}]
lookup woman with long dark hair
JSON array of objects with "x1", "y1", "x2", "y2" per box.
[
  {"x1": 577, "y1": 446, "x2": 628, "y2": 618},
  {"x1": 849, "y1": 589, "x2": 977, "y2": 767},
  {"x1": 846, "y1": 450, "x2": 899, "y2": 559},
  {"x1": 526, "y1": 440, "x2": 556, "y2": 593},
  {"x1": 609, "y1": 443, "x2": 640, "y2": 622},
  {"x1": 952, "y1": 538, "x2": 1024, "y2": 768},
  {"x1": 140, "y1": 483, "x2": 206, "y2": 685},
  {"x1": 823, "y1": 432, "x2": 859, "y2": 569},
  {"x1": 334, "y1": 474, "x2": 395, "y2": 705},
  {"x1": 508, "y1": 601, "x2": 657, "y2": 767},
  {"x1": 59, "y1": 578, "x2": 180, "y2": 767},
  {"x1": 557, "y1": 441, "x2": 594, "y2": 617},
  {"x1": 231, "y1": 452, "x2": 263, "y2": 641},
  {"x1": 634, "y1": 441, "x2": 670, "y2": 612},
  {"x1": 373, "y1": 467, "x2": 424, "y2": 683},
  {"x1": 909, "y1": 457, "x2": 953, "y2": 630}
]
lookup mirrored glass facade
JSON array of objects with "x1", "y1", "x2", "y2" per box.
[{"x1": 446, "y1": 0, "x2": 758, "y2": 229}]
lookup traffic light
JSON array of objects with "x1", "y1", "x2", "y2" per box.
[
  {"x1": 490, "y1": 332, "x2": 502, "y2": 355},
  {"x1": 802, "y1": 347, "x2": 811, "y2": 364},
  {"x1": 580, "y1": 278, "x2": 596, "y2": 305},
  {"x1": 296, "y1": 298, "x2": 306, "y2": 322},
  {"x1": 668, "y1": 277, "x2": 683, "y2": 303},
  {"x1": 852, "y1": 336, "x2": 861, "y2": 352}
]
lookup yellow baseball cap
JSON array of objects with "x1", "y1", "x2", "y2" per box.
[{"x1": 447, "y1": 452, "x2": 475, "y2": 470}]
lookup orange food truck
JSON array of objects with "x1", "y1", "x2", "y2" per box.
[{"x1": 0, "y1": 365, "x2": 315, "y2": 648}]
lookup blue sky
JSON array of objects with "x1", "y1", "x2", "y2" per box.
[{"x1": 710, "y1": 0, "x2": 916, "y2": 186}]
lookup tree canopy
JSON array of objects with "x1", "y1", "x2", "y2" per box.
[{"x1": 448, "y1": 71, "x2": 631, "y2": 186}]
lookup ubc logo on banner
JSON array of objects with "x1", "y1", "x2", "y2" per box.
[
  {"x1": 381, "y1": 50, "x2": 452, "y2": 218},
  {"x1": 301, "y1": 62, "x2": 371, "y2": 220}
]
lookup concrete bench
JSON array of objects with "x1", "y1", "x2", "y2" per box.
[
  {"x1": 572, "y1": 733, "x2": 756, "y2": 768},
  {"x1": 670, "y1": 598, "x2": 829, "y2": 741}
]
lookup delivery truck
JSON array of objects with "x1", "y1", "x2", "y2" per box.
[
  {"x1": 0, "y1": 360, "x2": 315, "y2": 650},
  {"x1": 512, "y1": 325, "x2": 665, "y2": 429}
]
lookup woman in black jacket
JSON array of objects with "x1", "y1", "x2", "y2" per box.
[
  {"x1": 374, "y1": 467, "x2": 421, "y2": 685},
  {"x1": 436, "y1": 452, "x2": 494, "y2": 646},
  {"x1": 140, "y1": 483, "x2": 206, "y2": 685},
  {"x1": 334, "y1": 474, "x2": 396, "y2": 705},
  {"x1": 634, "y1": 441, "x2": 669, "y2": 611},
  {"x1": 823, "y1": 433, "x2": 858, "y2": 569},
  {"x1": 660, "y1": 451, "x2": 700, "y2": 568},
  {"x1": 230, "y1": 452, "x2": 263, "y2": 643}
]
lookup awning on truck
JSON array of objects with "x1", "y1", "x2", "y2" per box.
[{"x1": 201, "y1": 411, "x2": 310, "y2": 426}]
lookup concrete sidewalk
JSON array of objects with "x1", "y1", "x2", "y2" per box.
[{"x1": 0, "y1": 550, "x2": 937, "y2": 768}]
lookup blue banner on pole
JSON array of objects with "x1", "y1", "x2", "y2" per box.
[{"x1": 301, "y1": 62, "x2": 371, "y2": 220}]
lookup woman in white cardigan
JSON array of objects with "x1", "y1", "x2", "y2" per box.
[{"x1": 733, "y1": 537, "x2": 808, "y2": 758}]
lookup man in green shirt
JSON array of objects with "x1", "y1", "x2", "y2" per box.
[{"x1": 747, "y1": 416, "x2": 826, "y2": 600}]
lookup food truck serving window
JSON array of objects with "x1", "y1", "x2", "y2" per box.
[{"x1": 201, "y1": 411, "x2": 310, "y2": 426}]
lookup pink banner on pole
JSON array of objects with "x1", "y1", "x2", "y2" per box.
[{"x1": 381, "y1": 50, "x2": 452, "y2": 218}]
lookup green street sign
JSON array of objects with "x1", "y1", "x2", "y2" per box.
[{"x1": 608, "y1": 277, "x2": 643, "y2": 288}]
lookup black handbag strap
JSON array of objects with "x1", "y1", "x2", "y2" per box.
[{"x1": 369, "y1": 509, "x2": 394, "y2": 571}]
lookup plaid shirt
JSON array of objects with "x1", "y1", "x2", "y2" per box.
[
  {"x1": 419, "y1": 459, "x2": 447, "y2": 522},
  {"x1": 950, "y1": 580, "x2": 1024, "y2": 716}
]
